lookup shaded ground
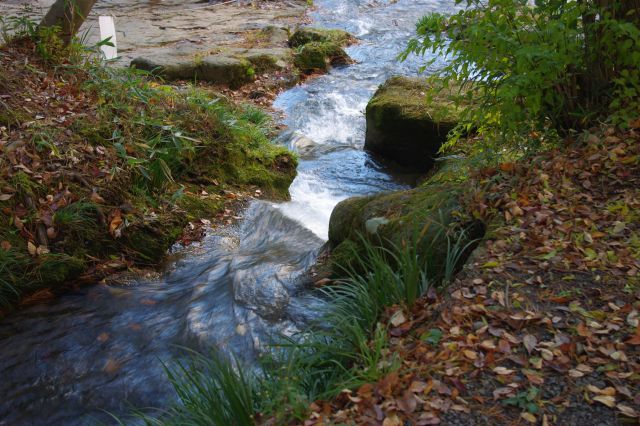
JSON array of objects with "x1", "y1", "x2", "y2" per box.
[{"x1": 311, "y1": 127, "x2": 640, "y2": 425}]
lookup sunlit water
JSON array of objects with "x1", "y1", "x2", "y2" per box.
[{"x1": 0, "y1": 1, "x2": 451, "y2": 424}]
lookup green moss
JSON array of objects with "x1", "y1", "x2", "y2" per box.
[
  {"x1": 11, "y1": 171, "x2": 42, "y2": 199},
  {"x1": 0, "y1": 247, "x2": 30, "y2": 307},
  {"x1": 330, "y1": 239, "x2": 362, "y2": 274},
  {"x1": 289, "y1": 28, "x2": 354, "y2": 48},
  {"x1": 0, "y1": 108, "x2": 29, "y2": 129},
  {"x1": 293, "y1": 42, "x2": 350, "y2": 73},
  {"x1": 178, "y1": 194, "x2": 223, "y2": 221},
  {"x1": 121, "y1": 217, "x2": 186, "y2": 264},
  {"x1": 367, "y1": 76, "x2": 461, "y2": 125},
  {"x1": 35, "y1": 253, "x2": 85, "y2": 285}
]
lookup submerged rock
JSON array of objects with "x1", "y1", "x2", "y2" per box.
[
  {"x1": 232, "y1": 265, "x2": 290, "y2": 320},
  {"x1": 364, "y1": 76, "x2": 461, "y2": 172}
]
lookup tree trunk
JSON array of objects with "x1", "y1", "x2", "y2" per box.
[{"x1": 40, "y1": 0, "x2": 97, "y2": 45}]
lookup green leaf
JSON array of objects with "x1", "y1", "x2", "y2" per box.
[{"x1": 420, "y1": 328, "x2": 443, "y2": 346}]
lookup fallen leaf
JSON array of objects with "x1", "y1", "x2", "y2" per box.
[
  {"x1": 96, "y1": 332, "x2": 109, "y2": 342},
  {"x1": 390, "y1": 310, "x2": 407, "y2": 327},
  {"x1": 617, "y1": 404, "x2": 639, "y2": 418},
  {"x1": 593, "y1": 395, "x2": 616, "y2": 408},
  {"x1": 90, "y1": 191, "x2": 105, "y2": 204},
  {"x1": 463, "y1": 350, "x2": 478, "y2": 360},
  {"x1": 383, "y1": 414, "x2": 402, "y2": 426},
  {"x1": 493, "y1": 367, "x2": 515, "y2": 375},
  {"x1": 523, "y1": 334, "x2": 537, "y2": 353}
]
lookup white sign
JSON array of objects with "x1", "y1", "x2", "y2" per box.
[{"x1": 98, "y1": 16, "x2": 117, "y2": 60}]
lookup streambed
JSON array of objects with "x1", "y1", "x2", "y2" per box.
[{"x1": 0, "y1": 1, "x2": 450, "y2": 424}]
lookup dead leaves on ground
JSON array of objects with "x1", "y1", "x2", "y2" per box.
[{"x1": 310, "y1": 127, "x2": 640, "y2": 425}]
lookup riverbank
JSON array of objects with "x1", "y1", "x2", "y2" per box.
[
  {"x1": 312, "y1": 126, "x2": 640, "y2": 424},
  {"x1": 0, "y1": 32, "x2": 298, "y2": 314}
]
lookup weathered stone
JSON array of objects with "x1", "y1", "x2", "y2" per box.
[
  {"x1": 131, "y1": 47, "x2": 293, "y2": 88},
  {"x1": 131, "y1": 53, "x2": 197, "y2": 80},
  {"x1": 197, "y1": 55, "x2": 253, "y2": 88},
  {"x1": 241, "y1": 47, "x2": 291, "y2": 73},
  {"x1": 364, "y1": 76, "x2": 461, "y2": 172},
  {"x1": 259, "y1": 26, "x2": 290, "y2": 46}
]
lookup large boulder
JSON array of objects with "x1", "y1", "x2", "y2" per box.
[
  {"x1": 364, "y1": 76, "x2": 460, "y2": 172},
  {"x1": 327, "y1": 175, "x2": 482, "y2": 276}
]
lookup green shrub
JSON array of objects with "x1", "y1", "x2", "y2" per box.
[{"x1": 402, "y1": 0, "x2": 640, "y2": 150}]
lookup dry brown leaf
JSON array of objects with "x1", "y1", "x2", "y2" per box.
[
  {"x1": 617, "y1": 404, "x2": 639, "y2": 418},
  {"x1": 593, "y1": 395, "x2": 616, "y2": 408},
  {"x1": 523, "y1": 334, "x2": 537, "y2": 353},
  {"x1": 493, "y1": 366, "x2": 515, "y2": 375},
  {"x1": 463, "y1": 350, "x2": 478, "y2": 360}
]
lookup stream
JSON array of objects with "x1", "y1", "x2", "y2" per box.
[{"x1": 0, "y1": 1, "x2": 450, "y2": 424}]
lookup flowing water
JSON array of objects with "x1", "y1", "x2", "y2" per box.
[{"x1": 0, "y1": 1, "x2": 451, "y2": 424}]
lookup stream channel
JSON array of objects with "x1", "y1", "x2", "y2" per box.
[{"x1": 0, "y1": 1, "x2": 450, "y2": 424}]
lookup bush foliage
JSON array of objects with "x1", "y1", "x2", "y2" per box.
[{"x1": 402, "y1": 0, "x2": 640, "y2": 150}]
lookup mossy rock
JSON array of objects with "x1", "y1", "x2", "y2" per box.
[
  {"x1": 208, "y1": 146, "x2": 297, "y2": 201},
  {"x1": 327, "y1": 174, "x2": 482, "y2": 278},
  {"x1": 131, "y1": 53, "x2": 254, "y2": 88},
  {"x1": 365, "y1": 76, "x2": 462, "y2": 172},
  {"x1": 258, "y1": 26, "x2": 290, "y2": 46},
  {"x1": 293, "y1": 41, "x2": 351, "y2": 73},
  {"x1": 131, "y1": 54, "x2": 198, "y2": 80},
  {"x1": 289, "y1": 28, "x2": 354, "y2": 48},
  {"x1": 197, "y1": 56, "x2": 255, "y2": 89},
  {"x1": 242, "y1": 48, "x2": 292, "y2": 73}
]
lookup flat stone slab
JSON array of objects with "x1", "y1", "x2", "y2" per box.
[{"x1": 131, "y1": 47, "x2": 293, "y2": 87}]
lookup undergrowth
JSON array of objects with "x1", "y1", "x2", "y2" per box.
[
  {"x1": 138, "y1": 228, "x2": 474, "y2": 425},
  {"x1": 0, "y1": 16, "x2": 296, "y2": 310}
]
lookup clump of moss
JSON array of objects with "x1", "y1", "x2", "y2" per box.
[
  {"x1": 120, "y1": 215, "x2": 186, "y2": 264},
  {"x1": 366, "y1": 76, "x2": 462, "y2": 125},
  {"x1": 34, "y1": 253, "x2": 85, "y2": 285},
  {"x1": 289, "y1": 28, "x2": 354, "y2": 48},
  {"x1": 294, "y1": 41, "x2": 351, "y2": 73},
  {"x1": 177, "y1": 193, "x2": 223, "y2": 221}
]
